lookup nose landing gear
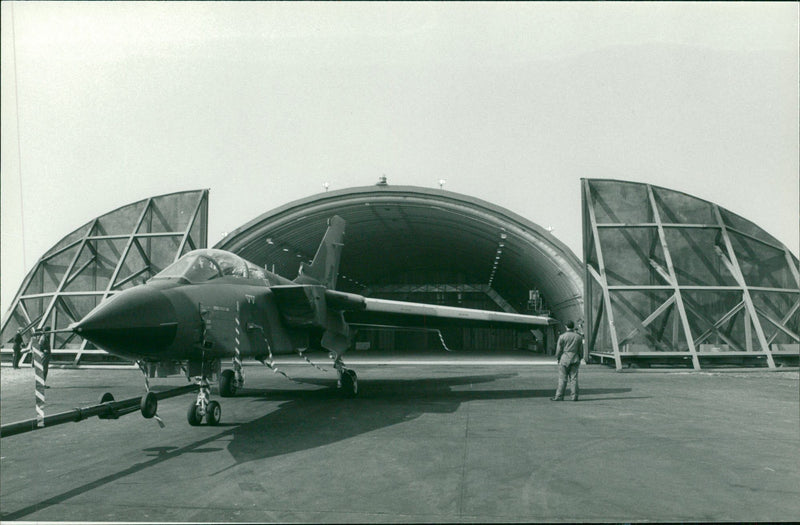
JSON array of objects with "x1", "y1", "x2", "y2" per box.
[
  {"x1": 186, "y1": 359, "x2": 223, "y2": 426},
  {"x1": 187, "y1": 376, "x2": 222, "y2": 426}
]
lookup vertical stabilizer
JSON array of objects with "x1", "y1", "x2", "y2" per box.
[{"x1": 294, "y1": 216, "x2": 345, "y2": 289}]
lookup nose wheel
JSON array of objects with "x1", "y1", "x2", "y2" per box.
[
  {"x1": 188, "y1": 375, "x2": 222, "y2": 426},
  {"x1": 187, "y1": 399, "x2": 220, "y2": 426}
]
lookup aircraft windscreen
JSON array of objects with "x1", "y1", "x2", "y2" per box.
[{"x1": 152, "y1": 249, "x2": 255, "y2": 283}]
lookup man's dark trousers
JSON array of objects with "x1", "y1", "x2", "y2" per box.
[{"x1": 555, "y1": 362, "x2": 580, "y2": 400}]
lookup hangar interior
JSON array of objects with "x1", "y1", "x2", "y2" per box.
[
  {"x1": 2, "y1": 180, "x2": 798, "y2": 370},
  {"x1": 214, "y1": 183, "x2": 584, "y2": 355}
]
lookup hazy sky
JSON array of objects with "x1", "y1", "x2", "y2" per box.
[{"x1": 2, "y1": 2, "x2": 798, "y2": 314}]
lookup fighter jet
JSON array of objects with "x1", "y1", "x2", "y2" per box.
[{"x1": 70, "y1": 216, "x2": 552, "y2": 426}]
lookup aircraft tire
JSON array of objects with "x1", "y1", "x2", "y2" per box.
[
  {"x1": 341, "y1": 369, "x2": 358, "y2": 397},
  {"x1": 140, "y1": 392, "x2": 158, "y2": 419},
  {"x1": 219, "y1": 370, "x2": 236, "y2": 397},
  {"x1": 100, "y1": 392, "x2": 115, "y2": 403},
  {"x1": 187, "y1": 401, "x2": 202, "y2": 426},
  {"x1": 206, "y1": 401, "x2": 221, "y2": 426}
]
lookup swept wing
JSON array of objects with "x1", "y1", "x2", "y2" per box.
[{"x1": 347, "y1": 296, "x2": 553, "y2": 329}]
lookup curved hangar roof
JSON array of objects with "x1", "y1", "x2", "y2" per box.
[{"x1": 215, "y1": 185, "x2": 583, "y2": 322}]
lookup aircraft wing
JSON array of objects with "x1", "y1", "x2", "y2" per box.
[
  {"x1": 343, "y1": 296, "x2": 554, "y2": 329},
  {"x1": 270, "y1": 285, "x2": 553, "y2": 330}
]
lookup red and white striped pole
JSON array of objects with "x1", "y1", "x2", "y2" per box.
[
  {"x1": 234, "y1": 302, "x2": 244, "y2": 386},
  {"x1": 33, "y1": 337, "x2": 46, "y2": 427}
]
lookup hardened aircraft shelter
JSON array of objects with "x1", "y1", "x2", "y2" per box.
[
  {"x1": 214, "y1": 183, "x2": 584, "y2": 353},
  {"x1": 0, "y1": 190, "x2": 208, "y2": 365},
  {"x1": 582, "y1": 179, "x2": 799, "y2": 369}
]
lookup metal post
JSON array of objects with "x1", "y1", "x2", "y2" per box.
[
  {"x1": 234, "y1": 302, "x2": 244, "y2": 386},
  {"x1": 713, "y1": 205, "x2": 776, "y2": 368},
  {"x1": 583, "y1": 180, "x2": 622, "y2": 369},
  {"x1": 105, "y1": 199, "x2": 152, "y2": 295},
  {"x1": 33, "y1": 340, "x2": 45, "y2": 427},
  {"x1": 581, "y1": 179, "x2": 594, "y2": 356},
  {"x1": 647, "y1": 185, "x2": 700, "y2": 369},
  {"x1": 176, "y1": 190, "x2": 208, "y2": 260}
]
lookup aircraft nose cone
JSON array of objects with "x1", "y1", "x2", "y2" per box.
[{"x1": 72, "y1": 286, "x2": 177, "y2": 359}]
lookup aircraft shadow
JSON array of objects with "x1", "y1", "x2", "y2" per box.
[
  {"x1": 1, "y1": 373, "x2": 632, "y2": 521},
  {"x1": 2, "y1": 429, "x2": 236, "y2": 521},
  {"x1": 221, "y1": 374, "x2": 632, "y2": 469}
]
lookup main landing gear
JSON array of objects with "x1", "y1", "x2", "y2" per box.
[
  {"x1": 219, "y1": 359, "x2": 244, "y2": 397},
  {"x1": 334, "y1": 356, "x2": 358, "y2": 397},
  {"x1": 219, "y1": 369, "x2": 237, "y2": 397}
]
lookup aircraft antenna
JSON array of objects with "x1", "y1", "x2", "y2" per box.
[{"x1": 11, "y1": 1, "x2": 27, "y2": 271}]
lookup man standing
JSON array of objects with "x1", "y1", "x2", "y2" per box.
[
  {"x1": 551, "y1": 321, "x2": 584, "y2": 401},
  {"x1": 12, "y1": 328, "x2": 25, "y2": 369}
]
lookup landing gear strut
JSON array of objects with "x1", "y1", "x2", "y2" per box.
[
  {"x1": 136, "y1": 361, "x2": 162, "y2": 425},
  {"x1": 187, "y1": 360, "x2": 222, "y2": 426},
  {"x1": 334, "y1": 357, "x2": 358, "y2": 397}
]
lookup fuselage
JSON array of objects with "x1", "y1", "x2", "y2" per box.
[
  {"x1": 71, "y1": 249, "x2": 306, "y2": 362},
  {"x1": 71, "y1": 243, "x2": 551, "y2": 365}
]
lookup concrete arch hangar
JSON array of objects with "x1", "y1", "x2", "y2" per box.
[{"x1": 215, "y1": 185, "x2": 584, "y2": 352}]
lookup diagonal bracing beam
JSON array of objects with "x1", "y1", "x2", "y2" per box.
[
  {"x1": 617, "y1": 295, "x2": 676, "y2": 347},
  {"x1": 713, "y1": 206, "x2": 776, "y2": 368},
  {"x1": 647, "y1": 186, "x2": 701, "y2": 369},
  {"x1": 767, "y1": 298, "x2": 800, "y2": 345},
  {"x1": 754, "y1": 305, "x2": 800, "y2": 343}
]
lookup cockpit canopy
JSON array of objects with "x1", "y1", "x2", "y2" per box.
[{"x1": 152, "y1": 249, "x2": 266, "y2": 283}]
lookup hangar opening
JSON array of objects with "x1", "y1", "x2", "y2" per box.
[{"x1": 215, "y1": 183, "x2": 584, "y2": 355}]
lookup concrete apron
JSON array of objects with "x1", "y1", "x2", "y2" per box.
[{"x1": 1, "y1": 365, "x2": 798, "y2": 522}]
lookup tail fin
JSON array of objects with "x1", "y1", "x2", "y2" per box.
[{"x1": 294, "y1": 215, "x2": 345, "y2": 289}]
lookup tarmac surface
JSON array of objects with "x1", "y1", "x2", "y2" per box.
[{"x1": 1, "y1": 354, "x2": 798, "y2": 523}]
